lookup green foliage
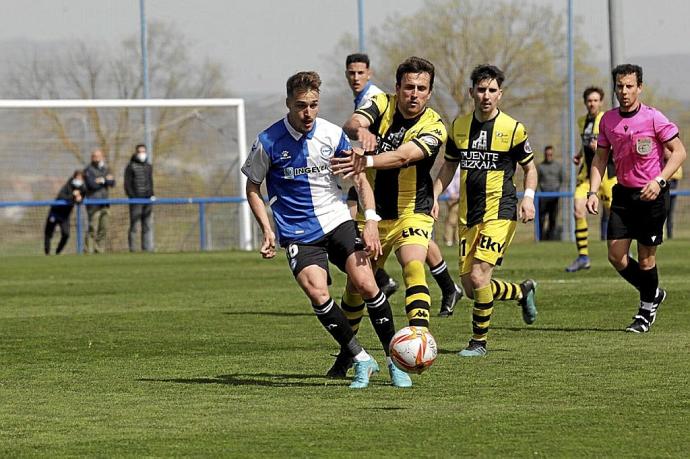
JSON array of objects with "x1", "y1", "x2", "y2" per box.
[{"x1": 1, "y1": 242, "x2": 689, "y2": 456}]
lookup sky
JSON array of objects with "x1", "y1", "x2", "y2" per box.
[{"x1": 0, "y1": 0, "x2": 688, "y2": 95}]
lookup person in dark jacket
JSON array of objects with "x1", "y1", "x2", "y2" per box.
[
  {"x1": 124, "y1": 144, "x2": 155, "y2": 252},
  {"x1": 44, "y1": 170, "x2": 86, "y2": 255},
  {"x1": 84, "y1": 149, "x2": 115, "y2": 254}
]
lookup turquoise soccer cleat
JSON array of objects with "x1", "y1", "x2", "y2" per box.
[
  {"x1": 349, "y1": 357, "x2": 379, "y2": 389},
  {"x1": 388, "y1": 362, "x2": 412, "y2": 388},
  {"x1": 519, "y1": 279, "x2": 538, "y2": 325}
]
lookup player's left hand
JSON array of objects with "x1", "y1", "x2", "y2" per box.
[
  {"x1": 518, "y1": 199, "x2": 535, "y2": 223},
  {"x1": 430, "y1": 200, "x2": 440, "y2": 221},
  {"x1": 640, "y1": 180, "x2": 661, "y2": 201},
  {"x1": 362, "y1": 220, "x2": 382, "y2": 260},
  {"x1": 330, "y1": 150, "x2": 366, "y2": 178},
  {"x1": 259, "y1": 230, "x2": 276, "y2": 259}
]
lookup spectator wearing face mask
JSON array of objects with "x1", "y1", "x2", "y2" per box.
[
  {"x1": 124, "y1": 144, "x2": 155, "y2": 252},
  {"x1": 44, "y1": 170, "x2": 87, "y2": 255},
  {"x1": 84, "y1": 149, "x2": 116, "y2": 254}
]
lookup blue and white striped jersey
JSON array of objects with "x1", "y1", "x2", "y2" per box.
[{"x1": 242, "y1": 117, "x2": 353, "y2": 246}]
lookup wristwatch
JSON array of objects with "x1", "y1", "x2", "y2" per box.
[
  {"x1": 586, "y1": 191, "x2": 598, "y2": 198},
  {"x1": 654, "y1": 176, "x2": 667, "y2": 188}
]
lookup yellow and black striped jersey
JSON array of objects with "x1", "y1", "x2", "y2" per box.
[
  {"x1": 577, "y1": 112, "x2": 615, "y2": 179},
  {"x1": 445, "y1": 110, "x2": 533, "y2": 227},
  {"x1": 355, "y1": 93, "x2": 447, "y2": 220}
]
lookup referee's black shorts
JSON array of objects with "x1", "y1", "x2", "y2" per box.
[{"x1": 608, "y1": 184, "x2": 670, "y2": 246}]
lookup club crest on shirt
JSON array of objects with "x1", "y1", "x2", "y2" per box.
[
  {"x1": 320, "y1": 145, "x2": 333, "y2": 160},
  {"x1": 635, "y1": 137, "x2": 653, "y2": 155}
]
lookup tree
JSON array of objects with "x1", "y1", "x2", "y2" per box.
[
  {"x1": 330, "y1": 0, "x2": 602, "y2": 158},
  {"x1": 5, "y1": 22, "x2": 228, "y2": 175}
]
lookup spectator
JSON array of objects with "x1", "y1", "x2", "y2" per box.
[
  {"x1": 537, "y1": 145, "x2": 563, "y2": 240},
  {"x1": 84, "y1": 149, "x2": 115, "y2": 254},
  {"x1": 44, "y1": 170, "x2": 86, "y2": 255},
  {"x1": 124, "y1": 144, "x2": 155, "y2": 252}
]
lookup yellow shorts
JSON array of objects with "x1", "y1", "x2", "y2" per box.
[
  {"x1": 369, "y1": 213, "x2": 434, "y2": 267},
  {"x1": 574, "y1": 171, "x2": 617, "y2": 210},
  {"x1": 458, "y1": 219, "x2": 517, "y2": 275}
]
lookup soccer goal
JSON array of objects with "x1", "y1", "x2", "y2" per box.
[{"x1": 0, "y1": 99, "x2": 253, "y2": 255}]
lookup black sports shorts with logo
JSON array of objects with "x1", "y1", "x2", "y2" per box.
[
  {"x1": 608, "y1": 184, "x2": 669, "y2": 246},
  {"x1": 285, "y1": 220, "x2": 365, "y2": 280}
]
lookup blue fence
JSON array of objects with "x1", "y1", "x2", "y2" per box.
[
  {"x1": 0, "y1": 197, "x2": 244, "y2": 254},
  {"x1": 1, "y1": 189, "x2": 687, "y2": 254}
]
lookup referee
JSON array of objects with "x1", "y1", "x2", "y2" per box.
[{"x1": 587, "y1": 64, "x2": 687, "y2": 333}]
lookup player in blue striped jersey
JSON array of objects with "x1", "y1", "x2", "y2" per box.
[{"x1": 242, "y1": 71, "x2": 411, "y2": 388}]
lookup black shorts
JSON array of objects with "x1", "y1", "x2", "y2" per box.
[
  {"x1": 608, "y1": 184, "x2": 669, "y2": 246},
  {"x1": 284, "y1": 220, "x2": 364, "y2": 280}
]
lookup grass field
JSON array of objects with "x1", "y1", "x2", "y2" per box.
[{"x1": 1, "y1": 240, "x2": 689, "y2": 457}]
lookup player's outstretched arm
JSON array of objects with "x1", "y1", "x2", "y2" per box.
[
  {"x1": 518, "y1": 160, "x2": 537, "y2": 223},
  {"x1": 245, "y1": 181, "x2": 276, "y2": 259},
  {"x1": 343, "y1": 113, "x2": 377, "y2": 152}
]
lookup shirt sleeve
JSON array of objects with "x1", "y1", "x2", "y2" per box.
[
  {"x1": 334, "y1": 130, "x2": 353, "y2": 158},
  {"x1": 411, "y1": 117, "x2": 447, "y2": 158},
  {"x1": 653, "y1": 109, "x2": 680, "y2": 143},
  {"x1": 354, "y1": 92, "x2": 386, "y2": 125},
  {"x1": 241, "y1": 137, "x2": 270, "y2": 184},
  {"x1": 510, "y1": 122, "x2": 534, "y2": 165}
]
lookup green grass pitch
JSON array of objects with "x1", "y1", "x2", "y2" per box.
[{"x1": 1, "y1": 241, "x2": 689, "y2": 457}]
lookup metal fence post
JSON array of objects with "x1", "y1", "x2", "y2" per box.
[
  {"x1": 199, "y1": 202, "x2": 206, "y2": 251},
  {"x1": 76, "y1": 204, "x2": 84, "y2": 255}
]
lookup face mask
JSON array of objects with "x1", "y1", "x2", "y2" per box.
[
  {"x1": 72, "y1": 179, "x2": 84, "y2": 187},
  {"x1": 136, "y1": 153, "x2": 147, "y2": 162}
]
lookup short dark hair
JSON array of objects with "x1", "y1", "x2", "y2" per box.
[
  {"x1": 135, "y1": 144, "x2": 146, "y2": 152},
  {"x1": 470, "y1": 65, "x2": 505, "y2": 88},
  {"x1": 346, "y1": 53, "x2": 370, "y2": 68},
  {"x1": 582, "y1": 86, "x2": 604, "y2": 102},
  {"x1": 395, "y1": 56, "x2": 435, "y2": 91},
  {"x1": 544, "y1": 145, "x2": 554, "y2": 153},
  {"x1": 612, "y1": 64, "x2": 643, "y2": 86},
  {"x1": 286, "y1": 71, "x2": 321, "y2": 98},
  {"x1": 72, "y1": 169, "x2": 84, "y2": 178}
]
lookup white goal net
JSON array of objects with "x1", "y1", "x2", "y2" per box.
[{"x1": 0, "y1": 99, "x2": 252, "y2": 255}]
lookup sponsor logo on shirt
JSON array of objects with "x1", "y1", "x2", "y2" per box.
[
  {"x1": 283, "y1": 164, "x2": 330, "y2": 179},
  {"x1": 460, "y1": 150, "x2": 499, "y2": 170}
]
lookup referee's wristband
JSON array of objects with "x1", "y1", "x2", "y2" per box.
[
  {"x1": 587, "y1": 191, "x2": 598, "y2": 198},
  {"x1": 364, "y1": 209, "x2": 381, "y2": 222},
  {"x1": 523, "y1": 188, "x2": 535, "y2": 199}
]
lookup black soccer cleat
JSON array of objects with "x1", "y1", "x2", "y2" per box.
[
  {"x1": 380, "y1": 278, "x2": 400, "y2": 298},
  {"x1": 518, "y1": 279, "x2": 538, "y2": 324},
  {"x1": 326, "y1": 350, "x2": 353, "y2": 378},
  {"x1": 626, "y1": 313, "x2": 651, "y2": 333},
  {"x1": 650, "y1": 288, "x2": 667, "y2": 325},
  {"x1": 439, "y1": 284, "x2": 464, "y2": 317}
]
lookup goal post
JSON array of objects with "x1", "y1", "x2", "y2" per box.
[{"x1": 0, "y1": 98, "x2": 253, "y2": 253}]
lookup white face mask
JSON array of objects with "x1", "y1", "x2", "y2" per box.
[
  {"x1": 72, "y1": 179, "x2": 84, "y2": 187},
  {"x1": 97, "y1": 160, "x2": 105, "y2": 168},
  {"x1": 136, "y1": 153, "x2": 147, "y2": 162}
]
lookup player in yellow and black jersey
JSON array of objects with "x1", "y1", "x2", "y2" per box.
[
  {"x1": 566, "y1": 86, "x2": 618, "y2": 272},
  {"x1": 332, "y1": 57, "x2": 448, "y2": 345},
  {"x1": 433, "y1": 64, "x2": 539, "y2": 357}
]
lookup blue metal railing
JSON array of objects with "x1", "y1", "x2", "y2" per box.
[
  {"x1": 1, "y1": 190, "x2": 688, "y2": 253},
  {"x1": 0, "y1": 197, "x2": 244, "y2": 253}
]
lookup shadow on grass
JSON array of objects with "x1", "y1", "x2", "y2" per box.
[
  {"x1": 222, "y1": 311, "x2": 313, "y2": 317},
  {"x1": 493, "y1": 326, "x2": 623, "y2": 333},
  {"x1": 437, "y1": 348, "x2": 509, "y2": 355},
  {"x1": 138, "y1": 373, "x2": 343, "y2": 388}
]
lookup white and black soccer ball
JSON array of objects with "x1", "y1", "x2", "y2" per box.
[{"x1": 389, "y1": 326, "x2": 438, "y2": 374}]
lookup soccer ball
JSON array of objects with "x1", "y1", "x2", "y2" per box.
[{"x1": 389, "y1": 326, "x2": 438, "y2": 374}]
